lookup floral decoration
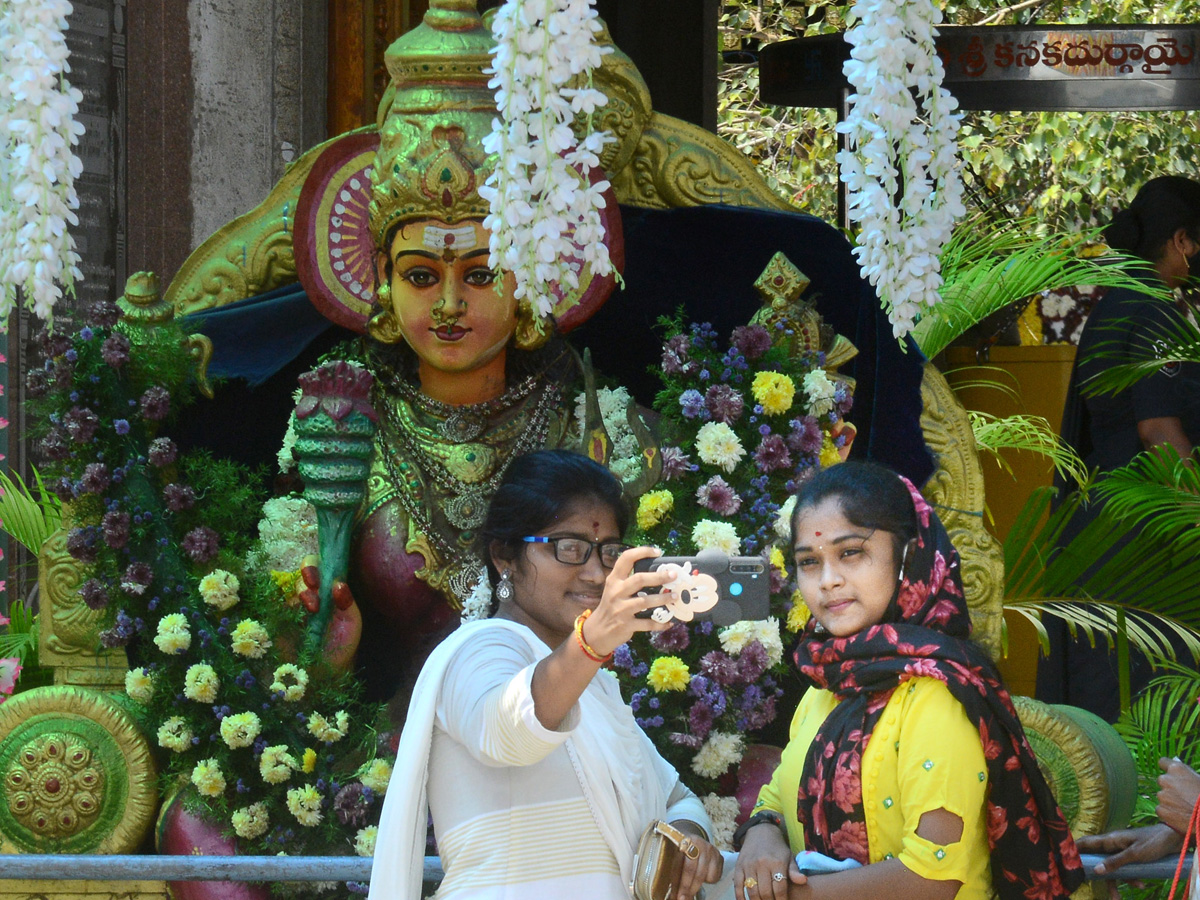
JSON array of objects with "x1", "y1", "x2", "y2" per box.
[
  {"x1": 1036, "y1": 284, "x2": 1104, "y2": 345},
  {"x1": 482, "y1": 0, "x2": 615, "y2": 316},
  {"x1": 28, "y1": 306, "x2": 395, "y2": 876},
  {"x1": 0, "y1": 0, "x2": 84, "y2": 323},
  {"x1": 611, "y1": 314, "x2": 854, "y2": 792},
  {"x1": 836, "y1": 0, "x2": 965, "y2": 339}
]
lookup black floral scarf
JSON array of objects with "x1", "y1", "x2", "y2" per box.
[{"x1": 792, "y1": 477, "x2": 1083, "y2": 900}]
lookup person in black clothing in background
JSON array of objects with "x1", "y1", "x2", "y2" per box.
[{"x1": 1038, "y1": 175, "x2": 1200, "y2": 722}]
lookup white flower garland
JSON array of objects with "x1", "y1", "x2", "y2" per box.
[
  {"x1": 482, "y1": 0, "x2": 614, "y2": 317},
  {"x1": 0, "y1": 0, "x2": 83, "y2": 324},
  {"x1": 836, "y1": 0, "x2": 965, "y2": 340}
]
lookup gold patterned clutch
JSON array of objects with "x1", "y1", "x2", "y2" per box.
[{"x1": 631, "y1": 820, "x2": 701, "y2": 900}]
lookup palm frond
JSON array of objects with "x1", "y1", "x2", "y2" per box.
[
  {"x1": 1091, "y1": 446, "x2": 1200, "y2": 553},
  {"x1": 0, "y1": 467, "x2": 62, "y2": 554},
  {"x1": 969, "y1": 411, "x2": 1088, "y2": 488},
  {"x1": 1002, "y1": 486, "x2": 1200, "y2": 659},
  {"x1": 913, "y1": 216, "x2": 1168, "y2": 358},
  {"x1": 1115, "y1": 663, "x2": 1200, "y2": 819},
  {"x1": 1083, "y1": 310, "x2": 1200, "y2": 396}
]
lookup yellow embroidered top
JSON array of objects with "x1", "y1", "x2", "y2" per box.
[{"x1": 753, "y1": 676, "x2": 995, "y2": 900}]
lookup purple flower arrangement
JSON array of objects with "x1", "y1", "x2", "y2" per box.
[
  {"x1": 28, "y1": 310, "x2": 395, "y2": 863},
  {"x1": 612, "y1": 312, "x2": 856, "y2": 792}
]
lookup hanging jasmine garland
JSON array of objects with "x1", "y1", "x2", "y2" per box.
[
  {"x1": 837, "y1": 0, "x2": 965, "y2": 340},
  {"x1": 482, "y1": 0, "x2": 615, "y2": 317},
  {"x1": 0, "y1": 0, "x2": 84, "y2": 324}
]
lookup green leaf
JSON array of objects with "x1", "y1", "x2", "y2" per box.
[{"x1": 0, "y1": 466, "x2": 62, "y2": 555}]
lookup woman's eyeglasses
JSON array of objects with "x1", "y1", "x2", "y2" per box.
[{"x1": 522, "y1": 537, "x2": 630, "y2": 568}]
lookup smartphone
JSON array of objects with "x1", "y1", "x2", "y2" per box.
[{"x1": 632, "y1": 548, "x2": 770, "y2": 625}]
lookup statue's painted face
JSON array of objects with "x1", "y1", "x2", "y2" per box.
[{"x1": 378, "y1": 218, "x2": 518, "y2": 376}]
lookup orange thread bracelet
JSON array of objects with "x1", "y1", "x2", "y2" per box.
[{"x1": 574, "y1": 610, "x2": 612, "y2": 664}]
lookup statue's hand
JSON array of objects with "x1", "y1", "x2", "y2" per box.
[{"x1": 296, "y1": 555, "x2": 362, "y2": 672}]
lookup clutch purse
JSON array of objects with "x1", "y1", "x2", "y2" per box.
[{"x1": 631, "y1": 819, "x2": 700, "y2": 900}]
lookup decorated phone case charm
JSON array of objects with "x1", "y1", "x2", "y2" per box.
[{"x1": 648, "y1": 564, "x2": 720, "y2": 623}]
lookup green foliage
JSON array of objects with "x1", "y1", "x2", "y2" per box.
[
  {"x1": 718, "y1": 1, "x2": 1200, "y2": 229},
  {"x1": 1115, "y1": 662, "x2": 1200, "y2": 823},
  {"x1": 0, "y1": 466, "x2": 61, "y2": 555},
  {"x1": 968, "y1": 411, "x2": 1088, "y2": 487},
  {"x1": 912, "y1": 217, "x2": 1163, "y2": 357},
  {"x1": 1003, "y1": 486, "x2": 1200, "y2": 659},
  {"x1": 0, "y1": 602, "x2": 53, "y2": 693}
]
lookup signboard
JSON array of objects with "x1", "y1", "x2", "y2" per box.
[{"x1": 760, "y1": 25, "x2": 1200, "y2": 112}]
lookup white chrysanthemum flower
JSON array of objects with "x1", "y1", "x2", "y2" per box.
[
  {"x1": 702, "y1": 793, "x2": 741, "y2": 852},
  {"x1": 774, "y1": 496, "x2": 797, "y2": 540},
  {"x1": 691, "y1": 519, "x2": 741, "y2": 556},
  {"x1": 802, "y1": 369, "x2": 837, "y2": 417},
  {"x1": 253, "y1": 496, "x2": 319, "y2": 572},
  {"x1": 286, "y1": 784, "x2": 323, "y2": 827},
  {"x1": 260, "y1": 745, "x2": 299, "y2": 784},
  {"x1": 184, "y1": 663, "x2": 220, "y2": 703},
  {"x1": 154, "y1": 613, "x2": 191, "y2": 654},
  {"x1": 231, "y1": 803, "x2": 270, "y2": 841},
  {"x1": 270, "y1": 664, "x2": 309, "y2": 702},
  {"x1": 199, "y1": 569, "x2": 240, "y2": 611},
  {"x1": 354, "y1": 826, "x2": 378, "y2": 857},
  {"x1": 125, "y1": 667, "x2": 154, "y2": 704},
  {"x1": 157, "y1": 717, "x2": 193, "y2": 753},
  {"x1": 691, "y1": 732, "x2": 744, "y2": 779},
  {"x1": 695, "y1": 421, "x2": 745, "y2": 473},
  {"x1": 359, "y1": 758, "x2": 393, "y2": 794},
  {"x1": 719, "y1": 618, "x2": 784, "y2": 668},
  {"x1": 220, "y1": 712, "x2": 262, "y2": 749}
]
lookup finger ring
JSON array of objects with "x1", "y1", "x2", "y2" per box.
[
  {"x1": 773, "y1": 873, "x2": 785, "y2": 882},
  {"x1": 744, "y1": 877, "x2": 758, "y2": 889}
]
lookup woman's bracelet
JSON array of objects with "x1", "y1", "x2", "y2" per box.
[
  {"x1": 731, "y1": 809, "x2": 787, "y2": 851},
  {"x1": 574, "y1": 610, "x2": 613, "y2": 664}
]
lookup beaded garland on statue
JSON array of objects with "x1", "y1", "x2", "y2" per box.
[{"x1": 365, "y1": 358, "x2": 572, "y2": 607}]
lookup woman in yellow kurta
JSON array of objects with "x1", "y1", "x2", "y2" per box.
[{"x1": 733, "y1": 462, "x2": 1083, "y2": 900}]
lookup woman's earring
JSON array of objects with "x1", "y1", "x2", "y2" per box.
[
  {"x1": 898, "y1": 542, "x2": 911, "y2": 583},
  {"x1": 495, "y1": 570, "x2": 514, "y2": 602}
]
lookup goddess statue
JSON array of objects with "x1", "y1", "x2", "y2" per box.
[{"x1": 325, "y1": 1, "x2": 640, "y2": 707}]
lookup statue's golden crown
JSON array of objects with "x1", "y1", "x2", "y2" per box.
[{"x1": 367, "y1": 1, "x2": 498, "y2": 244}]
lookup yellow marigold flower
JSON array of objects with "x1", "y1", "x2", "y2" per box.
[
  {"x1": 636, "y1": 489, "x2": 674, "y2": 531},
  {"x1": 286, "y1": 784, "x2": 323, "y2": 827},
  {"x1": 220, "y1": 712, "x2": 262, "y2": 749},
  {"x1": 154, "y1": 613, "x2": 191, "y2": 655},
  {"x1": 302, "y1": 748, "x2": 317, "y2": 773},
  {"x1": 230, "y1": 619, "x2": 272, "y2": 658},
  {"x1": 819, "y1": 435, "x2": 843, "y2": 469},
  {"x1": 786, "y1": 591, "x2": 811, "y2": 632},
  {"x1": 307, "y1": 710, "x2": 349, "y2": 743},
  {"x1": 359, "y1": 759, "x2": 392, "y2": 794},
  {"x1": 270, "y1": 569, "x2": 300, "y2": 598},
  {"x1": 184, "y1": 663, "x2": 220, "y2": 704},
  {"x1": 191, "y1": 758, "x2": 226, "y2": 798},
  {"x1": 270, "y1": 664, "x2": 308, "y2": 702},
  {"x1": 647, "y1": 656, "x2": 690, "y2": 692},
  {"x1": 198, "y1": 569, "x2": 240, "y2": 611},
  {"x1": 354, "y1": 826, "x2": 378, "y2": 857},
  {"x1": 125, "y1": 667, "x2": 154, "y2": 704},
  {"x1": 231, "y1": 803, "x2": 269, "y2": 840},
  {"x1": 260, "y1": 745, "x2": 298, "y2": 784},
  {"x1": 157, "y1": 717, "x2": 193, "y2": 753},
  {"x1": 769, "y1": 546, "x2": 786, "y2": 575},
  {"x1": 752, "y1": 371, "x2": 795, "y2": 416},
  {"x1": 695, "y1": 421, "x2": 745, "y2": 473}
]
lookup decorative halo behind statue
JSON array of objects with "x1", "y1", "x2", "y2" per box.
[{"x1": 294, "y1": 130, "x2": 624, "y2": 334}]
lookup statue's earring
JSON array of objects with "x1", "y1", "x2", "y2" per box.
[
  {"x1": 367, "y1": 307, "x2": 404, "y2": 344},
  {"x1": 495, "y1": 570, "x2": 514, "y2": 602},
  {"x1": 514, "y1": 299, "x2": 552, "y2": 351},
  {"x1": 375, "y1": 280, "x2": 391, "y2": 308}
]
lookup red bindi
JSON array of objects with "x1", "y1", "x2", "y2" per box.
[{"x1": 814, "y1": 531, "x2": 822, "y2": 536}]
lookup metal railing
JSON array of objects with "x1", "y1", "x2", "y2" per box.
[{"x1": 0, "y1": 854, "x2": 1183, "y2": 883}]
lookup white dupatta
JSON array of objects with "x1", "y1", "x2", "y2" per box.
[{"x1": 366, "y1": 619, "x2": 668, "y2": 900}]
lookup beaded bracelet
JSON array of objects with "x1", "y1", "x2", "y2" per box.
[{"x1": 574, "y1": 610, "x2": 613, "y2": 664}]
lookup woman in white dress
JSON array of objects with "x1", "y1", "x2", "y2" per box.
[{"x1": 368, "y1": 449, "x2": 726, "y2": 900}]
